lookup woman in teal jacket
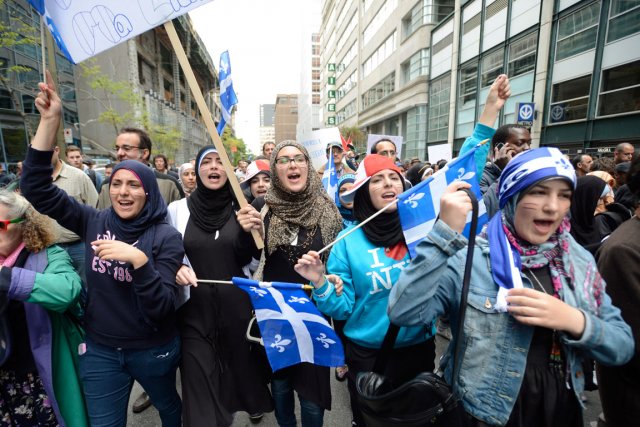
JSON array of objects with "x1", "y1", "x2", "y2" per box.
[
  {"x1": 295, "y1": 154, "x2": 436, "y2": 427},
  {"x1": 388, "y1": 148, "x2": 634, "y2": 426},
  {"x1": 0, "y1": 189, "x2": 86, "y2": 427}
]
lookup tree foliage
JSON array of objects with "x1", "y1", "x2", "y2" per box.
[
  {"x1": 79, "y1": 60, "x2": 181, "y2": 160},
  {"x1": 220, "y1": 126, "x2": 248, "y2": 165},
  {"x1": 339, "y1": 125, "x2": 366, "y2": 154}
]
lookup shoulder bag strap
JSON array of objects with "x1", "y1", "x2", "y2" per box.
[{"x1": 374, "y1": 188, "x2": 479, "y2": 377}]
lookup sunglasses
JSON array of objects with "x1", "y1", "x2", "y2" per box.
[{"x1": 0, "y1": 217, "x2": 24, "y2": 231}]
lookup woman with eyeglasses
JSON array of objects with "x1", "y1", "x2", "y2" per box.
[
  {"x1": 237, "y1": 140, "x2": 343, "y2": 427},
  {"x1": 0, "y1": 189, "x2": 86, "y2": 427},
  {"x1": 22, "y1": 71, "x2": 184, "y2": 427},
  {"x1": 166, "y1": 146, "x2": 273, "y2": 426}
]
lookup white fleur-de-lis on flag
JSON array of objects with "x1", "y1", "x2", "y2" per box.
[
  {"x1": 456, "y1": 168, "x2": 475, "y2": 181},
  {"x1": 250, "y1": 286, "x2": 268, "y2": 297},
  {"x1": 271, "y1": 334, "x2": 292, "y2": 353},
  {"x1": 288, "y1": 296, "x2": 310, "y2": 304},
  {"x1": 316, "y1": 333, "x2": 336, "y2": 349},
  {"x1": 403, "y1": 192, "x2": 424, "y2": 208}
]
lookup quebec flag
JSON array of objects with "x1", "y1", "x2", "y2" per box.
[
  {"x1": 217, "y1": 50, "x2": 238, "y2": 135},
  {"x1": 233, "y1": 277, "x2": 345, "y2": 372},
  {"x1": 321, "y1": 151, "x2": 339, "y2": 204},
  {"x1": 397, "y1": 145, "x2": 488, "y2": 258}
]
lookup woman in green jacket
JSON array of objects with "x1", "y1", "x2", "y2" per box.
[{"x1": 0, "y1": 189, "x2": 86, "y2": 427}]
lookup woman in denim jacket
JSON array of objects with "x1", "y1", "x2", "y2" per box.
[{"x1": 388, "y1": 147, "x2": 634, "y2": 427}]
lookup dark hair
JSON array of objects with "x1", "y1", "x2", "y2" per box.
[
  {"x1": 491, "y1": 124, "x2": 529, "y2": 148},
  {"x1": 591, "y1": 156, "x2": 616, "y2": 177},
  {"x1": 105, "y1": 163, "x2": 115, "y2": 169},
  {"x1": 370, "y1": 138, "x2": 396, "y2": 154},
  {"x1": 153, "y1": 154, "x2": 168, "y2": 169},
  {"x1": 571, "y1": 154, "x2": 588, "y2": 170},
  {"x1": 627, "y1": 155, "x2": 640, "y2": 199},
  {"x1": 615, "y1": 142, "x2": 634, "y2": 153},
  {"x1": 119, "y1": 127, "x2": 152, "y2": 154},
  {"x1": 262, "y1": 142, "x2": 275, "y2": 151}
]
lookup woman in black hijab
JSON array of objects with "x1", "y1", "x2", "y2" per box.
[{"x1": 167, "y1": 146, "x2": 272, "y2": 426}]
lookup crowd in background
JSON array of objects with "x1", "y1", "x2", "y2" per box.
[{"x1": 0, "y1": 71, "x2": 637, "y2": 427}]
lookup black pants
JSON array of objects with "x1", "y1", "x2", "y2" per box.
[{"x1": 345, "y1": 337, "x2": 436, "y2": 427}]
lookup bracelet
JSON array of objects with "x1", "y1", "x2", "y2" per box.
[{"x1": 312, "y1": 276, "x2": 333, "y2": 299}]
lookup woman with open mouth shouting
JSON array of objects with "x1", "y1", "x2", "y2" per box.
[
  {"x1": 237, "y1": 140, "x2": 343, "y2": 427},
  {"x1": 23, "y1": 70, "x2": 185, "y2": 427},
  {"x1": 167, "y1": 146, "x2": 273, "y2": 426}
]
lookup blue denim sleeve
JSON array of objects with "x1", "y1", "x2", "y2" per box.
[
  {"x1": 388, "y1": 220, "x2": 467, "y2": 327},
  {"x1": 459, "y1": 124, "x2": 496, "y2": 179}
]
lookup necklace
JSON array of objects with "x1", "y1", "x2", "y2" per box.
[{"x1": 524, "y1": 268, "x2": 549, "y2": 295}]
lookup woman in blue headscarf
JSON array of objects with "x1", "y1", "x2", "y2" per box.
[
  {"x1": 21, "y1": 71, "x2": 185, "y2": 427},
  {"x1": 388, "y1": 147, "x2": 633, "y2": 426}
]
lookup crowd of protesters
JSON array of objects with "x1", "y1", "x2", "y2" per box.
[{"x1": 0, "y1": 69, "x2": 635, "y2": 427}]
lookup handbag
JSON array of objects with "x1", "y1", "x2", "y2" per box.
[{"x1": 356, "y1": 188, "x2": 479, "y2": 427}]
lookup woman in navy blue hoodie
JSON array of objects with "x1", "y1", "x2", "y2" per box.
[{"x1": 21, "y1": 71, "x2": 185, "y2": 427}]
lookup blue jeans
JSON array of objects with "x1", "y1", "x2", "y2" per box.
[
  {"x1": 271, "y1": 376, "x2": 324, "y2": 427},
  {"x1": 79, "y1": 335, "x2": 181, "y2": 427}
]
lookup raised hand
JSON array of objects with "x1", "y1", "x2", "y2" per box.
[
  {"x1": 294, "y1": 250, "x2": 325, "y2": 287},
  {"x1": 478, "y1": 74, "x2": 511, "y2": 127},
  {"x1": 506, "y1": 287, "x2": 586, "y2": 338},
  {"x1": 92, "y1": 239, "x2": 148, "y2": 269},
  {"x1": 32, "y1": 70, "x2": 62, "y2": 150},
  {"x1": 438, "y1": 181, "x2": 473, "y2": 234}
]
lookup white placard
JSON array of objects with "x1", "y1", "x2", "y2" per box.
[
  {"x1": 300, "y1": 127, "x2": 342, "y2": 171},
  {"x1": 35, "y1": 0, "x2": 213, "y2": 63},
  {"x1": 427, "y1": 143, "x2": 452, "y2": 163}
]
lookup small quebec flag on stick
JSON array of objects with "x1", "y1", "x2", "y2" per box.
[
  {"x1": 397, "y1": 144, "x2": 488, "y2": 258},
  {"x1": 233, "y1": 277, "x2": 345, "y2": 372}
]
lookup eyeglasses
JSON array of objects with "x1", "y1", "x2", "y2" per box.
[
  {"x1": 0, "y1": 217, "x2": 24, "y2": 231},
  {"x1": 114, "y1": 144, "x2": 140, "y2": 152},
  {"x1": 275, "y1": 154, "x2": 308, "y2": 167}
]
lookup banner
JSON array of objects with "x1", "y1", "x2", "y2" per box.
[{"x1": 28, "y1": 0, "x2": 213, "y2": 63}]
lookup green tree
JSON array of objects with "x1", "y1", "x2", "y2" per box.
[
  {"x1": 79, "y1": 60, "x2": 181, "y2": 160},
  {"x1": 220, "y1": 126, "x2": 248, "y2": 165},
  {"x1": 0, "y1": 0, "x2": 40, "y2": 138}
]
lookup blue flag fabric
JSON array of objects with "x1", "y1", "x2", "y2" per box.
[
  {"x1": 216, "y1": 50, "x2": 238, "y2": 135},
  {"x1": 321, "y1": 151, "x2": 339, "y2": 204},
  {"x1": 27, "y1": 0, "x2": 213, "y2": 64},
  {"x1": 397, "y1": 146, "x2": 488, "y2": 258},
  {"x1": 233, "y1": 277, "x2": 345, "y2": 372}
]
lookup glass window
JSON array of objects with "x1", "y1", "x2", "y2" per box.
[
  {"x1": 556, "y1": 2, "x2": 600, "y2": 61},
  {"x1": 549, "y1": 75, "x2": 591, "y2": 123},
  {"x1": 1, "y1": 122, "x2": 27, "y2": 163},
  {"x1": 598, "y1": 60, "x2": 640, "y2": 116},
  {"x1": 456, "y1": 62, "x2": 478, "y2": 138},
  {"x1": 337, "y1": 71, "x2": 357, "y2": 101},
  {"x1": 362, "y1": 31, "x2": 396, "y2": 78},
  {"x1": 401, "y1": 49, "x2": 430, "y2": 85},
  {"x1": 607, "y1": 0, "x2": 640, "y2": 42},
  {"x1": 22, "y1": 95, "x2": 35, "y2": 114},
  {"x1": 361, "y1": 73, "x2": 395, "y2": 109},
  {"x1": 336, "y1": 99, "x2": 357, "y2": 125},
  {"x1": 405, "y1": 105, "x2": 427, "y2": 160},
  {"x1": 402, "y1": 0, "x2": 453, "y2": 39},
  {"x1": 363, "y1": 0, "x2": 398, "y2": 45},
  {"x1": 17, "y1": 66, "x2": 39, "y2": 86},
  {"x1": 428, "y1": 74, "x2": 451, "y2": 142},
  {"x1": 508, "y1": 32, "x2": 537, "y2": 77},
  {"x1": 480, "y1": 48, "x2": 504, "y2": 87},
  {"x1": 0, "y1": 89, "x2": 13, "y2": 110}
]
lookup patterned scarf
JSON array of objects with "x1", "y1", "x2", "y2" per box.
[{"x1": 254, "y1": 140, "x2": 342, "y2": 279}]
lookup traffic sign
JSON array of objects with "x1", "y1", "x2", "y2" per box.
[
  {"x1": 64, "y1": 128, "x2": 73, "y2": 144},
  {"x1": 516, "y1": 102, "x2": 535, "y2": 126}
]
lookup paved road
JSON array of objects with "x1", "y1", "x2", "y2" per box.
[{"x1": 126, "y1": 334, "x2": 604, "y2": 426}]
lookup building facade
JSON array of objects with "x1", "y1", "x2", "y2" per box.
[
  {"x1": 438, "y1": 0, "x2": 640, "y2": 156},
  {"x1": 274, "y1": 94, "x2": 299, "y2": 142},
  {"x1": 297, "y1": 32, "x2": 323, "y2": 141},
  {"x1": 320, "y1": 0, "x2": 454, "y2": 161},
  {"x1": 75, "y1": 15, "x2": 220, "y2": 164},
  {"x1": 0, "y1": 0, "x2": 79, "y2": 168},
  {"x1": 260, "y1": 103, "x2": 276, "y2": 148},
  {"x1": 319, "y1": 0, "x2": 639, "y2": 162}
]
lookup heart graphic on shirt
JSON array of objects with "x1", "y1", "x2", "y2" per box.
[{"x1": 385, "y1": 242, "x2": 408, "y2": 261}]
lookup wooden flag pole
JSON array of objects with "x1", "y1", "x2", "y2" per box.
[{"x1": 164, "y1": 20, "x2": 264, "y2": 249}]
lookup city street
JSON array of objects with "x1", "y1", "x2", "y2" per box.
[{"x1": 127, "y1": 334, "x2": 604, "y2": 426}]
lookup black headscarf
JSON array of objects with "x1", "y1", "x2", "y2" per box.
[
  {"x1": 187, "y1": 146, "x2": 235, "y2": 233},
  {"x1": 570, "y1": 175, "x2": 606, "y2": 247},
  {"x1": 105, "y1": 160, "x2": 167, "y2": 244},
  {"x1": 353, "y1": 179, "x2": 405, "y2": 248}
]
